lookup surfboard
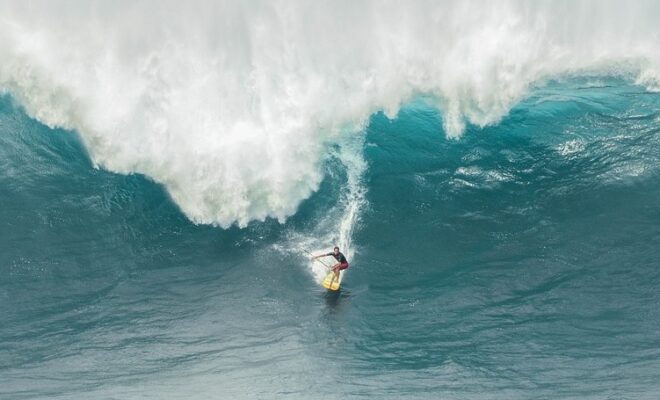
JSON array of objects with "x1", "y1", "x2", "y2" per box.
[{"x1": 322, "y1": 270, "x2": 342, "y2": 291}]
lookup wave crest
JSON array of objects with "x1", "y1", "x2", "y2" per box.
[{"x1": 1, "y1": 0, "x2": 659, "y2": 226}]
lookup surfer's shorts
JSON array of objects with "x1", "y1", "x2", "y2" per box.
[{"x1": 338, "y1": 262, "x2": 349, "y2": 270}]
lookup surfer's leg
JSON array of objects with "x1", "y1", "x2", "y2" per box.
[{"x1": 330, "y1": 264, "x2": 339, "y2": 285}]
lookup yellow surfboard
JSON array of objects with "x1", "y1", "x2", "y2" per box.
[{"x1": 322, "y1": 271, "x2": 342, "y2": 291}]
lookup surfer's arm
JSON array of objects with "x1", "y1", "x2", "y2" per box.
[{"x1": 311, "y1": 252, "x2": 333, "y2": 260}]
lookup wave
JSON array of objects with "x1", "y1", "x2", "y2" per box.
[{"x1": 1, "y1": 0, "x2": 659, "y2": 227}]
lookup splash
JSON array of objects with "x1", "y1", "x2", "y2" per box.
[{"x1": 0, "y1": 1, "x2": 659, "y2": 227}]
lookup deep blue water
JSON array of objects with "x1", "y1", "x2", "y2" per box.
[{"x1": 1, "y1": 77, "x2": 660, "y2": 399}]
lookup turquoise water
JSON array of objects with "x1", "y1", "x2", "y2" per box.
[{"x1": 1, "y1": 77, "x2": 660, "y2": 399}]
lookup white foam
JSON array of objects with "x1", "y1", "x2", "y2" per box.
[
  {"x1": 557, "y1": 139, "x2": 586, "y2": 156},
  {"x1": 289, "y1": 133, "x2": 367, "y2": 283},
  {"x1": 1, "y1": 1, "x2": 659, "y2": 226}
]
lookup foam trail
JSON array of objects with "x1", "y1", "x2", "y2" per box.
[
  {"x1": 1, "y1": 1, "x2": 659, "y2": 227},
  {"x1": 295, "y1": 132, "x2": 367, "y2": 283},
  {"x1": 316, "y1": 133, "x2": 367, "y2": 282}
]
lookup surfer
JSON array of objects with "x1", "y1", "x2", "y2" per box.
[{"x1": 312, "y1": 246, "x2": 349, "y2": 287}]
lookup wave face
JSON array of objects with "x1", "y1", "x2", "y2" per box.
[
  {"x1": 1, "y1": 0, "x2": 660, "y2": 227},
  {"x1": 1, "y1": 74, "x2": 660, "y2": 398}
]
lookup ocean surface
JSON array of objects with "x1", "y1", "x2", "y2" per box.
[{"x1": 1, "y1": 2, "x2": 660, "y2": 399}]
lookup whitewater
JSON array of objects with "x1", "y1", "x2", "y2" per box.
[{"x1": 1, "y1": 0, "x2": 659, "y2": 227}]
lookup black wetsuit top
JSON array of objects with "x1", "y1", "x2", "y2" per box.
[{"x1": 326, "y1": 251, "x2": 348, "y2": 264}]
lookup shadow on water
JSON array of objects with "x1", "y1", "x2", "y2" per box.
[
  {"x1": 323, "y1": 288, "x2": 351, "y2": 311},
  {"x1": 319, "y1": 288, "x2": 358, "y2": 349}
]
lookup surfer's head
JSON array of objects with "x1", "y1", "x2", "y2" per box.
[{"x1": 333, "y1": 246, "x2": 339, "y2": 254}]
